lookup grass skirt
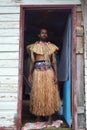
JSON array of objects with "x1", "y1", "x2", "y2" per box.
[{"x1": 29, "y1": 68, "x2": 60, "y2": 116}]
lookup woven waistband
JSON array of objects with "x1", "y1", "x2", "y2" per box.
[{"x1": 34, "y1": 60, "x2": 51, "y2": 67}]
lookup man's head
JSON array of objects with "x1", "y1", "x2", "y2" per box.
[{"x1": 38, "y1": 28, "x2": 48, "y2": 42}]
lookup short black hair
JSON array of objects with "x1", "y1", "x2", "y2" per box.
[{"x1": 38, "y1": 27, "x2": 48, "y2": 34}]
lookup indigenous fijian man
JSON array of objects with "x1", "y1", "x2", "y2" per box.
[{"x1": 26, "y1": 28, "x2": 60, "y2": 124}]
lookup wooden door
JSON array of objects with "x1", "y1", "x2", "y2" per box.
[{"x1": 63, "y1": 15, "x2": 71, "y2": 126}]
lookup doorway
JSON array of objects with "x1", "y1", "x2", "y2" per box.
[{"x1": 17, "y1": 5, "x2": 77, "y2": 130}]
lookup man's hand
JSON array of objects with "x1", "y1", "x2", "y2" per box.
[
  {"x1": 28, "y1": 75, "x2": 32, "y2": 84},
  {"x1": 54, "y1": 75, "x2": 58, "y2": 84}
]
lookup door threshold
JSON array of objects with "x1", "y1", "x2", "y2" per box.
[{"x1": 45, "y1": 128, "x2": 71, "y2": 130}]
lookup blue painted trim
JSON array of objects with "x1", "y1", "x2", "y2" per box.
[{"x1": 63, "y1": 15, "x2": 71, "y2": 126}]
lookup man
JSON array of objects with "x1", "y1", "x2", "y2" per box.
[{"x1": 26, "y1": 28, "x2": 60, "y2": 124}]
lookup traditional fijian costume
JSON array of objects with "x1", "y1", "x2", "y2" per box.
[{"x1": 26, "y1": 41, "x2": 60, "y2": 116}]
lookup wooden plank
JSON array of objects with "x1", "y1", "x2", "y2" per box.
[
  {"x1": 76, "y1": 12, "x2": 83, "y2": 26},
  {"x1": 76, "y1": 5, "x2": 82, "y2": 12},
  {"x1": 0, "y1": 0, "x2": 20, "y2": 6},
  {"x1": 0, "y1": 37, "x2": 19, "y2": 44},
  {"x1": 0, "y1": 52, "x2": 18, "y2": 60},
  {"x1": 0, "y1": 75, "x2": 18, "y2": 84},
  {"x1": 0, "y1": 7, "x2": 20, "y2": 14},
  {"x1": 0, "y1": 102, "x2": 17, "y2": 110},
  {"x1": 0, "y1": 0, "x2": 81, "y2": 6},
  {"x1": 85, "y1": 76, "x2": 87, "y2": 85},
  {"x1": 86, "y1": 101, "x2": 87, "y2": 110},
  {"x1": 0, "y1": 83, "x2": 18, "y2": 93},
  {"x1": 0, "y1": 14, "x2": 19, "y2": 22},
  {"x1": 77, "y1": 107, "x2": 84, "y2": 114},
  {"x1": 84, "y1": 51, "x2": 87, "y2": 59},
  {"x1": 82, "y1": 0, "x2": 87, "y2": 60},
  {"x1": 77, "y1": 55, "x2": 84, "y2": 106},
  {"x1": 77, "y1": 114, "x2": 85, "y2": 129},
  {"x1": 76, "y1": 37, "x2": 84, "y2": 54},
  {"x1": 85, "y1": 59, "x2": 87, "y2": 67},
  {"x1": 78, "y1": 1, "x2": 87, "y2": 128},
  {"x1": 0, "y1": 93, "x2": 17, "y2": 102},
  {"x1": 0, "y1": 68, "x2": 18, "y2": 76},
  {"x1": 76, "y1": 26, "x2": 84, "y2": 36},
  {"x1": 0, "y1": 22, "x2": 19, "y2": 29},
  {"x1": 85, "y1": 93, "x2": 87, "y2": 101},
  {"x1": 0, "y1": 120, "x2": 15, "y2": 127},
  {"x1": 15, "y1": 0, "x2": 81, "y2": 4},
  {"x1": 0, "y1": 110, "x2": 16, "y2": 127},
  {"x1": 76, "y1": 54, "x2": 85, "y2": 128},
  {"x1": 0, "y1": 29, "x2": 19, "y2": 36},
  {"x1": 85, "y1": 68, "x2": 87, "y2": 76},
  {"x1": 0, "y1": 110, "x2": 17, "y2": 115},
  {"x1": 0, "y1": 45, "x2": 19, "y2": 51},
  {"x1": 0, "y1": 60, "x2": 18, "y2": 68}
]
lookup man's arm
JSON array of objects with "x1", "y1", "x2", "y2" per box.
[
  {"x1": 52, "y1": 52, "x2": 58, "y2": 83},
  {"x1": 53, "y1": 62, "x2": 58, "y2": 77},
  {"x1": 28, "y1": 57, "x2": 34, "y2": 84},
  {"x1": 53, "y1": 63, "x2": 58, "y2": 83}
]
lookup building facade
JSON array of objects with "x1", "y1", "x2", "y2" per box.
[{"x1": 0, "y1": 0, "x2": 87, "y2": 130}]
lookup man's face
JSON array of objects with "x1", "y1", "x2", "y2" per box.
[{"x1": 39, "y1": 29, "x2": 48, "y2": 41}]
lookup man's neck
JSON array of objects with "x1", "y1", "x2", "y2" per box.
[{"x1": 39, "y1": 40, "x2": 47, "y2": 43}]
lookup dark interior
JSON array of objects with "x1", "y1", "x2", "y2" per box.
[{"x1": 22, "y1": 10, "x2": 71, "y2": 128}]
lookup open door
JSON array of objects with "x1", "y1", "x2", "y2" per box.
[
  {"x1": 58, "y1": 15, "x2": 71, "y2": 126},
  {"x1": 63, "y1": 15, "x2": 71, "y2": 126},
  {"x1": 22, "y1": 10, "x2": 72, "y2": 127},
  {"x1": 17, "y1": 5, "x2": 77, "y2": 130}
]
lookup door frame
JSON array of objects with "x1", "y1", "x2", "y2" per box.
[{"x1": 16, "y1": 5, "x2": 77, "y2": 130}]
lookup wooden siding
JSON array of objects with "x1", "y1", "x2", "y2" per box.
[
  {"x1": 0, "y1": 1, "x2": 19, "y2": 128},
  {"x1": 76, "y1": 5, "x2": 85, "y2": 129},
  {"x1": 0, "y1": 22, "x2": 19, "y2": 29},
  {"x1": 0, "y1": 14, "x2": 19, "y2": 22},
  {"x1": 0, "y1": 0, "x2": 84, "y2": 130},
  {"x1": 0, "y1": 111, "x2": 17, "y2": 128},
  {"x1": 0, "y1": 52, "x2": 18, "y2": 60},
  {"x1": 0, "y1": 0, "x2": 81, "y2": 6},
  {"x1": 81, "y1": 0, "x2": 87, "y2": 129}
]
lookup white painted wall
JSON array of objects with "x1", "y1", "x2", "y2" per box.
[
  {"x1": 0, "y1": 0, "x2": 81, "y2": 6},
  {"x1": 0, "y1": 0, "x2": 82, "y2": 129},
  {"x1": 0, "y1": 0, "x2": 19, "y2": 128}
]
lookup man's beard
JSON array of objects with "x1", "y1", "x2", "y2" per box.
[{"x1": 39, "y1": 37, "x2": 48, "y2": 42}]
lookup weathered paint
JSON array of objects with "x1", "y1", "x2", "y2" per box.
[
  {"x1": 0, "y1": 37, "x2": 19, "y2": 44},
  {"x1": 0, "y1": 0, "x2": 86, "y2": 129},
  {"x1": 71, "y1": 6, "x2": 78, "y2": 130},
  {"x1": 81, "y1": 0, "x2": 87, "y2": 128},
  {"x1": 0, "y1": 60, "x2": 18, "y2": 68},
  {"x1": 0, "y1": 52, "x2": 18, "y2": 60},
  {"x1": 0, "y1": 29, "x2": 19, "y2": 37},
  {"x1": 0, "y1": 84, "x2": 18, "y2": 93},
  {"x1": 0, "y1": 7, "x2": 20, "y2": 14},
  {"x1": 0, "y1": 14, "x2": 19, "y2": 22},
  {"x1": 0, "y1": 111, "x2": 17, "y2": 128},
  {"x1": 0, "y1": 45, "x2": 19, "y2": 51},
  {"x1": 0, "y1": 102, "x2": 17, "y2": 110},
  {"x1": 0, "y1": 0, "x2": 81, "y2": 6},
  {"x1": 0, "y1": 22, "x2": 19, "y2": 29},
  {"x1": 0, "y1": 93, "x2": 17, "y2": 102},
  {"x1": 76, "y1": 4, "x2": 85, "y2": 129},
  {"x1": 76, "y1": 37, "x2": 84, "y2": 54},
  {"x1": 0, "y1": 68, "x2": 18, "y2": 76}
]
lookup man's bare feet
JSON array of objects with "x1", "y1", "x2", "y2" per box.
[
  {"x1": 35, "y1": 116, "x2": 40, "y2": 122},
  {"x1": 47, "y1": 115, "x2": 52, "y2": 125}
]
